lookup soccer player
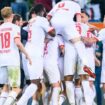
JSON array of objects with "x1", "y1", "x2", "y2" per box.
[
  {"x1": 44, "y1": 34, "x2": 64, "y2": 105},
  {"x1": 17, "y1": 4, "x2": 56, "y2": 105},
  {"x1": 75, "y1": 10, "x2": 97, "y2": 105},
  {"x1": 0, "y1": 7, "x2": 31, "y2": 105},
  {"x1": 12, "y1": 14, "x2": 28, "y2": 91}
]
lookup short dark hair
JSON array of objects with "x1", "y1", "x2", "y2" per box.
[
  {"x1": 81, "y1": 9, "x2": 90, "y2": 17},
  {"x1": 28, "y1": 3, "x2": 45, "y2": 19},
  {"x1": 12, "y1": 14, "x2": 21, "y2": 24}
]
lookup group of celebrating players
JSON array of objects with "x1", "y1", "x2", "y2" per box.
[{"x1": 0, "y1": 0, "x2": 105, "y2": 105}]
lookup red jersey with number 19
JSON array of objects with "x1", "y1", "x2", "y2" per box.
[{"x1": 0, "y1": 22, "x2": 20, "y2": 67}]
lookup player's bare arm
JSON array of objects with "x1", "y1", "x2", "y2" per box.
[
  {"x1": 14, "y1": 37, "x2": 32, "y2": 65},
  {"x1": 48, "y1": 27, "x2": 56, "y2": 37},
  {"x1": 95, "y1": 56, "x2": 101, "y2": 67}
]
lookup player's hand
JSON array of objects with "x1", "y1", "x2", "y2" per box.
[
  {"x1": 95, "y1": 58, "x2": 101, "y2": 67},
  {"x1": 96, "y1": 52, "x2": 101, "y2": 57},
  {"x1": 26, "y1": 54, "x2": 32, "y2": 65}
]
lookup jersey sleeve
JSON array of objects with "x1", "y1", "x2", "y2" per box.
[
  {"x1": 14, "y1": 25, "x2": 21, "y2": 39},
  {"x1": 98, "y1": 28, "x2": 105, "y2": 41},
  {"x1": 41, "y1": 18, "x2": 54, "y2": 33}
]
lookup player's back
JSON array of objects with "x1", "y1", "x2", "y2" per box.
[
  {"x1": 25, "y1": 16, "x2": 49, "y2": 58},
  {"x1": 0, "y1": 22, "x2": 20, "y2": 66},
  {"x1": 48, "y1": 0, "x2": 81, "y2": 20},
  {"x1": 44, "y1": 35, "x2": 64, "y2": 63}
]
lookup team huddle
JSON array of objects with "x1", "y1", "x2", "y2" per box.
[{"x1": 0, "y1": 0, "x2": 105, "y2": 105}]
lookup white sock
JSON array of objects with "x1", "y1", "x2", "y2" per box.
[
  {"x1": 42, "y1": 91, "x2": 49, "y2": 105},
  {"x1": 3, "y1": 91, "x2": 17, "y2": 105},
  {"x1": 49, "y1": 100, "x2": 52, "y2": 105},
  {"x1": 58, "y1": 94, "x2": 66, "y2": 105},
  {"x1": 75, "y1": 87, "x2": 83, "y2": 105},
  {"x1": 90, "y1": 84, "x2": 96, "y2": 104},
  {"x1": 74, "y1": 41, "x2": 89, "y2": 66},
  {"x1": 17, "y1": 83, "x2": 37, "y2": 105},
  {"x1": 65, "y1": 81, "x2": 75, "y2": 105},
  {"x1": 82, "y1": 81, "x2": 93, "y2": 105},
  {"x1": 92, "y1": 85, "x2": 96, "y2": 100},
  {"x1": 32, "y1": 99, "x2": 39, "y2": 105},
  {"x1": 0, "y1": 92, "x2": 8, "y2": 105},
  {"x1": 51, "y1": 87, "x2": 61, "y2": 105}
]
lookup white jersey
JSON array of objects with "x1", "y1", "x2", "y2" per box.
[
  {"x1": 48, "y1": 0, "x2": 81, "y2": 21},
  {"x1": 0, "y1": 22, "x2": 20, "y2": 67},
  {"x1": 47, "y1": 0, "x2": 81, "y2": 41},
  {"x1": 98, "y1": 29, "x2": 105, "y2": 83},
  {"x1": 98, "y1": 28, "x2": 105, "y2": 43},
  {"x1": 25, "y1": 16, "x2": 53, "y2": 58},
  {"x1": 76, "y1": 22, "x2": 95, "y2": 76},
  {"x1": 98, "y1": 28, "x2": 105, "y2": 56},
  {"x1": 76, "y1": 22, "x2": 95, "y2": 48},
  {"x1": 44, "y1": 35, "x2": 64, "y2": 64}
]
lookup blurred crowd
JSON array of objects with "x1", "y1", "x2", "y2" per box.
[{"x1": 0, "y1": 0, "x2": 105, "y2": 21}]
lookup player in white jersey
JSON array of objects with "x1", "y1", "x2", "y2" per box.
[
  {"x1": 47, "y1": 0, "x2": 95, "y2": 104},
  {"x1": 47, "y1": 0, "x2": 95, "y2": 76},
  {"x1": 17, "y1": 4, "x2": 56, "y2": 105},
  {"x1": 76, "y1": 9, "x2": 103, "y2": 105},
  {"x1": 0, "y1": 7, "x2": 31, "y2": 105},
  {"x1": 75, "y1": 22, "x2": 96, "y2": 105},
  {"x1": 44, "y1": 35, "x2": 64, "y2": 105},
  {"x1": 83, "y1": 26, "x2": 105, "y2": 102}
]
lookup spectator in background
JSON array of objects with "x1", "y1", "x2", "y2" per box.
[
  {"x1": 11, "y1": 0, "x2": 28, "y2": 20},
  {"x1": 77, "y1": 0, "x2": 89, "y2": 9},
  {"x1": 35, "y1": 0, "x2": 52, "y2": 12},
  {"x1": 84, "y1": 0, "x2": 101, "y2": 22},
  {"x1": 100, "y1": 0, "x2": 105, "y2": 21},
  {"x1": 52, "y1": 0, "x2": 61, "y2": 7}
]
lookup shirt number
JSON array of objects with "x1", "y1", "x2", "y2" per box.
[{"x1": 0, "y1": 32, "x2": 10, "y2": 49}]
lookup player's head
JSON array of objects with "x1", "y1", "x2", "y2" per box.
[
  {"x1": 81, "y1": 9, "x2": 90, "y2": 23},
  {"x1": 29, "y1": 4, "x2": 46, "y2": 19},
  {"x1": 12, "y1": 14, "x2": 23, "y2": 26},
  {"x1": 1, "y1": 7, "x2": 13, "y2": 20}
]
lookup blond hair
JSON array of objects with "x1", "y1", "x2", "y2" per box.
[{"x1": 1, "y1": 7, "x2": 13, "y2": 19}]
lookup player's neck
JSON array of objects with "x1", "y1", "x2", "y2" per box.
[{"x1": 4, "y1": 18, "x2": 12, "y2": 23}]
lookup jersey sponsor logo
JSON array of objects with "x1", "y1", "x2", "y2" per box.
[
  {"x1": 0, "y1": 49, "x2": 10, "y2": 53},
  {"x1": 0, "y1": 28, "x2": 12, "y2": 32},
  {"x1": 56, "y1": 2, "x2": 69, "y2": 12}
]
